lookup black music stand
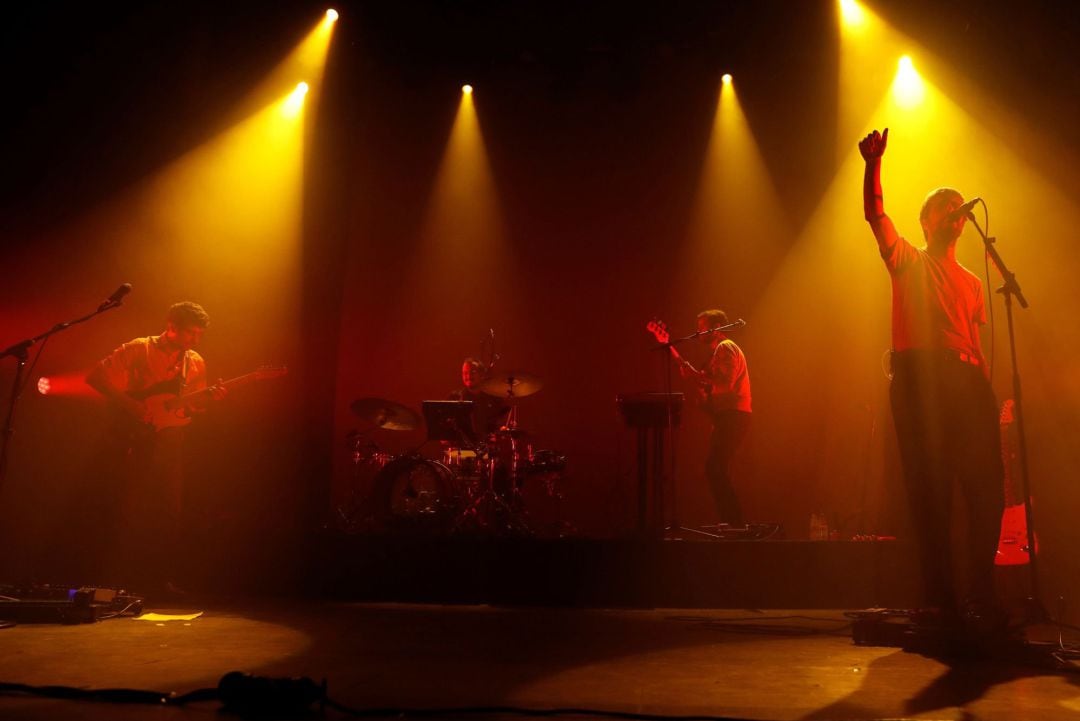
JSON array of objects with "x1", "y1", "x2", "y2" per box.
[{"x1": 618, "y1": 392, "x2": 698, "y2": 539}]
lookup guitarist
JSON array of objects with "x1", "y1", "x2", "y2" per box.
[
  {"x1": 667, "y1": 309, "x2": 752, "y2": 526},
  {"x1": 86, "y1": 301, "x2": 225, "y2": 594}
]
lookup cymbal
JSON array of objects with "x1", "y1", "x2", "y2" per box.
[
  {"x1": 349, "y1": 397, "x2": 421, "y2": 431},
  {"x1": 478, "y1": 372, "x2": 543, "y2": 398}
]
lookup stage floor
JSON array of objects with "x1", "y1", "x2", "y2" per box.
[{"x1": 1, "y1": 600, "x2": 1078, "y2": 720}]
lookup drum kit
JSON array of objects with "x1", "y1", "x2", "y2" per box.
[{"x1": 338, "y1": 371, "x2": 569, "y2": 536}]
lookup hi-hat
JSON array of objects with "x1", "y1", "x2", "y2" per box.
[
  {"x1": 478, "y1": 372, "x2": 543, "y2": 398},
  {"x1": 349, "y1": 397, "x2": 421, "y2": 431}
]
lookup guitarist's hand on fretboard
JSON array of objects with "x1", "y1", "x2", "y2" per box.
[
  {"x1": 646, "y1": 317, "x2": 696, "y2": 375},
  {"x1": 186, "y1": 380, "x2": 229, "y2": 414},
  {"x1": 646, "y1": 317, "x2": 710, "y2": 402}
]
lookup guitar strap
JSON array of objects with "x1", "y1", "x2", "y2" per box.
[{"x1": 179, "y1": 350, "x2": 189, "y2": 394}]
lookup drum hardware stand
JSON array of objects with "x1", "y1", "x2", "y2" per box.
[
  {"x1": 968, "y1": 213, "x2": 1048, "y2": 625},
  {"x1": 453, "y1": 396, "x2": 531, "y2": 536},
  {"x1": 1, "y1": 292, "x2": 128, "y2": 489},
  {"x1": 453, "y1": 460, "x2": 529, "y2": 536}
]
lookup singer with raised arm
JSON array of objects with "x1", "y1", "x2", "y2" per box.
[
  {"x1": 667, "y1": 309, "x2": 752, "y2": 526},
  {"x1": 86, "y1": 301, "x2": 226, "y2": 596},
  {"x1": 859, "y1": 128, "x2": 1005, "y2": 636}
]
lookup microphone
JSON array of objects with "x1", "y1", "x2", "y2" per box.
[
  {"x1": 99, "y1": 283, "x2": 132, "y2": 310},
  {"x1": 945, "y1": 198, "x2": 980, "y2": 223}
]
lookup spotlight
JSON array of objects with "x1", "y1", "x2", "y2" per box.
[
  {"x1": 893, "y1": 55, "x2": 925, "y2": 108},
  {"x1": 462, "y1": 84, "x2": 473, "y2": 95},
  {"x1": 721, "y1": 73, "x2": 732, "y2": 85},
  {"x1": 325, "y1": 9, "x2": 339, "y2": 22},
  {"x1": 283, "y1": 81, "x2": 310, "y2": 117},
  {"x1": 37, "y1": 377, "x2": 50, "y2": 395},
  {"x1": 839, "y1": 0, "x2": 866, "y2": 27}
]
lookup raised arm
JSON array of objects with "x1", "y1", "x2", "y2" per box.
[{"x1": 859, "y1": 128, "x2": 900, "y2": 251}]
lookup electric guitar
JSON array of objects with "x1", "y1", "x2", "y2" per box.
[
  {"x1": 646, "y1": 318, "x2": 711, "y2": 406},
  {"x1": 996, "y1": 398, "x2": 1033, "y2": 566},
  {"x1": 134, "y1": 365, "x2": 288, "y2": 431}
]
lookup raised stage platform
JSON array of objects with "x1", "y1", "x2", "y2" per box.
[{"x1": 307, "y1": 536, "x2": 922, "y2": 609}]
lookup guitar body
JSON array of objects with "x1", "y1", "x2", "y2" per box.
[
  {"x1": 996, "y1": 503, "x2": 1030, "y2": 566},
  {"x1": 995, "y1": 398, "x2": 1032, "y2": 566},
  {"x1": 143, "y1": 393, "x2": 193, "y2": 430}
]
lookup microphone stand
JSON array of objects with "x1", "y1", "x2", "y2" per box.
[
  {"x1": 657, "y1": 335, "x2": 717, "y2": 540},
  {"x1": 653, "y1": 320, "x2": 744, "y2": 540},
  {"x1": 968, "y1": 216, "x2": 1047, "y2": 623},
  {"x1": 0, "y1": 299, "x2": 126, "y2": 489}
]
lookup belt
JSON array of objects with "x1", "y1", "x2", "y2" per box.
[{"x1": 892, "y1": 348, "x2": 981, "y2": 368}]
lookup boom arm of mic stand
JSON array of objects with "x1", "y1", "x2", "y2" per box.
[
  {"x1": 969, "y1": 217, "x2": 1028, "y2": 309},
  {"x1": 0, "y1": 298, "x2": 126, "y2": 488},
  {"x1": 675, "y1": 319, "x2": 747, "y2": 343}
]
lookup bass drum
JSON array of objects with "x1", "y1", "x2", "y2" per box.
[{"x1": 372, "y1": 457, "x2": 458, "y2": 531}]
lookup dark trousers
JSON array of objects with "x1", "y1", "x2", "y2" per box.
[
  {"x1": 889, "y1": 351, "x2": 1004, "y2": 610},
  {"x1": 706, "y1": 410, "x2": 752, "y2": 524},
  {"x1": 90, "y1": 426, "x2": 185, "y2": 589}
]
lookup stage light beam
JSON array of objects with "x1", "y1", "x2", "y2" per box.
[
  {"x1": 325, "y1": 9, "x2": 338, "y2": 22},
  {"x1": 462, "y1": 84, "x2": 473, "y2": 95},
  {"x1": 721, "y1": 74, "x2": 732, "y2": 86},
  {"x1": 893, "y1": 55, "x2": 926, "y2": 109},
  {"x1": 282, "y1": 81, "x2": 309, "y2": 118},
  {"x1": 839, "y1": 0, "x2": 868, "y2": 30}
]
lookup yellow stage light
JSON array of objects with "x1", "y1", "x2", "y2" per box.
[
  {"x1": 839, "y1": 0, "x2": 867, "y2": 29},
  {"x1": 893, "y1": 55, "x2": 925, "y2": 108},
  {"x1": 282, "y1": 81, "x2": 309, "y2": 118},
  {"x1": 326, "y1": 9, "x2": 339, "y2": 22},
  {"x1": 721, "y1": 73, "x2": 732, "y2": 85},
  {"x1": 462, "y1": 84, "x2": 474, "y2": 95}
]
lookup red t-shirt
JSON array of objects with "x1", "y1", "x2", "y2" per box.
[
  {"x1": 705, "y1": 339, "x2": 752, "y2": 414},
  {"x1": 880, "y1": 236, "x2": 985, "y2": 356}
]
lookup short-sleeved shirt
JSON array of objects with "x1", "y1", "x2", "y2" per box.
[
  {"x1": 705, "y1": 339, "x2": 752, "y2": 414},
  {"x1": 97, "y1": 336, "x2": 206, "y2": 399},
  {"x1": 880, "y1": 236, "x2": 985, "y2": 356}
]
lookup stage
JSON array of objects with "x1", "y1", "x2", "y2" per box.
[
  {"x1": 306, "y1": 536, "x2": 922, "y2": 610},
  {"x1": 1, "y1": 599, "x2": 1077, "y2": 720}
]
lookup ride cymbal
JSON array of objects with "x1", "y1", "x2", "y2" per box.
[{"x1": 478, "y1": 372, "x2": 543, "y2": 398}]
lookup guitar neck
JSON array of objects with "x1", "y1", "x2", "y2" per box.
[{"x1": 177, "y1": 371, "x2": 264, "y2": 404}]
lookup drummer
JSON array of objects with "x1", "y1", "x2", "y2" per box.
[{"x1": 449, "y1": 357, "x2": 510, "y2": 440}]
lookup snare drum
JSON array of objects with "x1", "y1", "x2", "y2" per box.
[{"x1": 442, "y1": 446, "x2": 484, "y2": 477}]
